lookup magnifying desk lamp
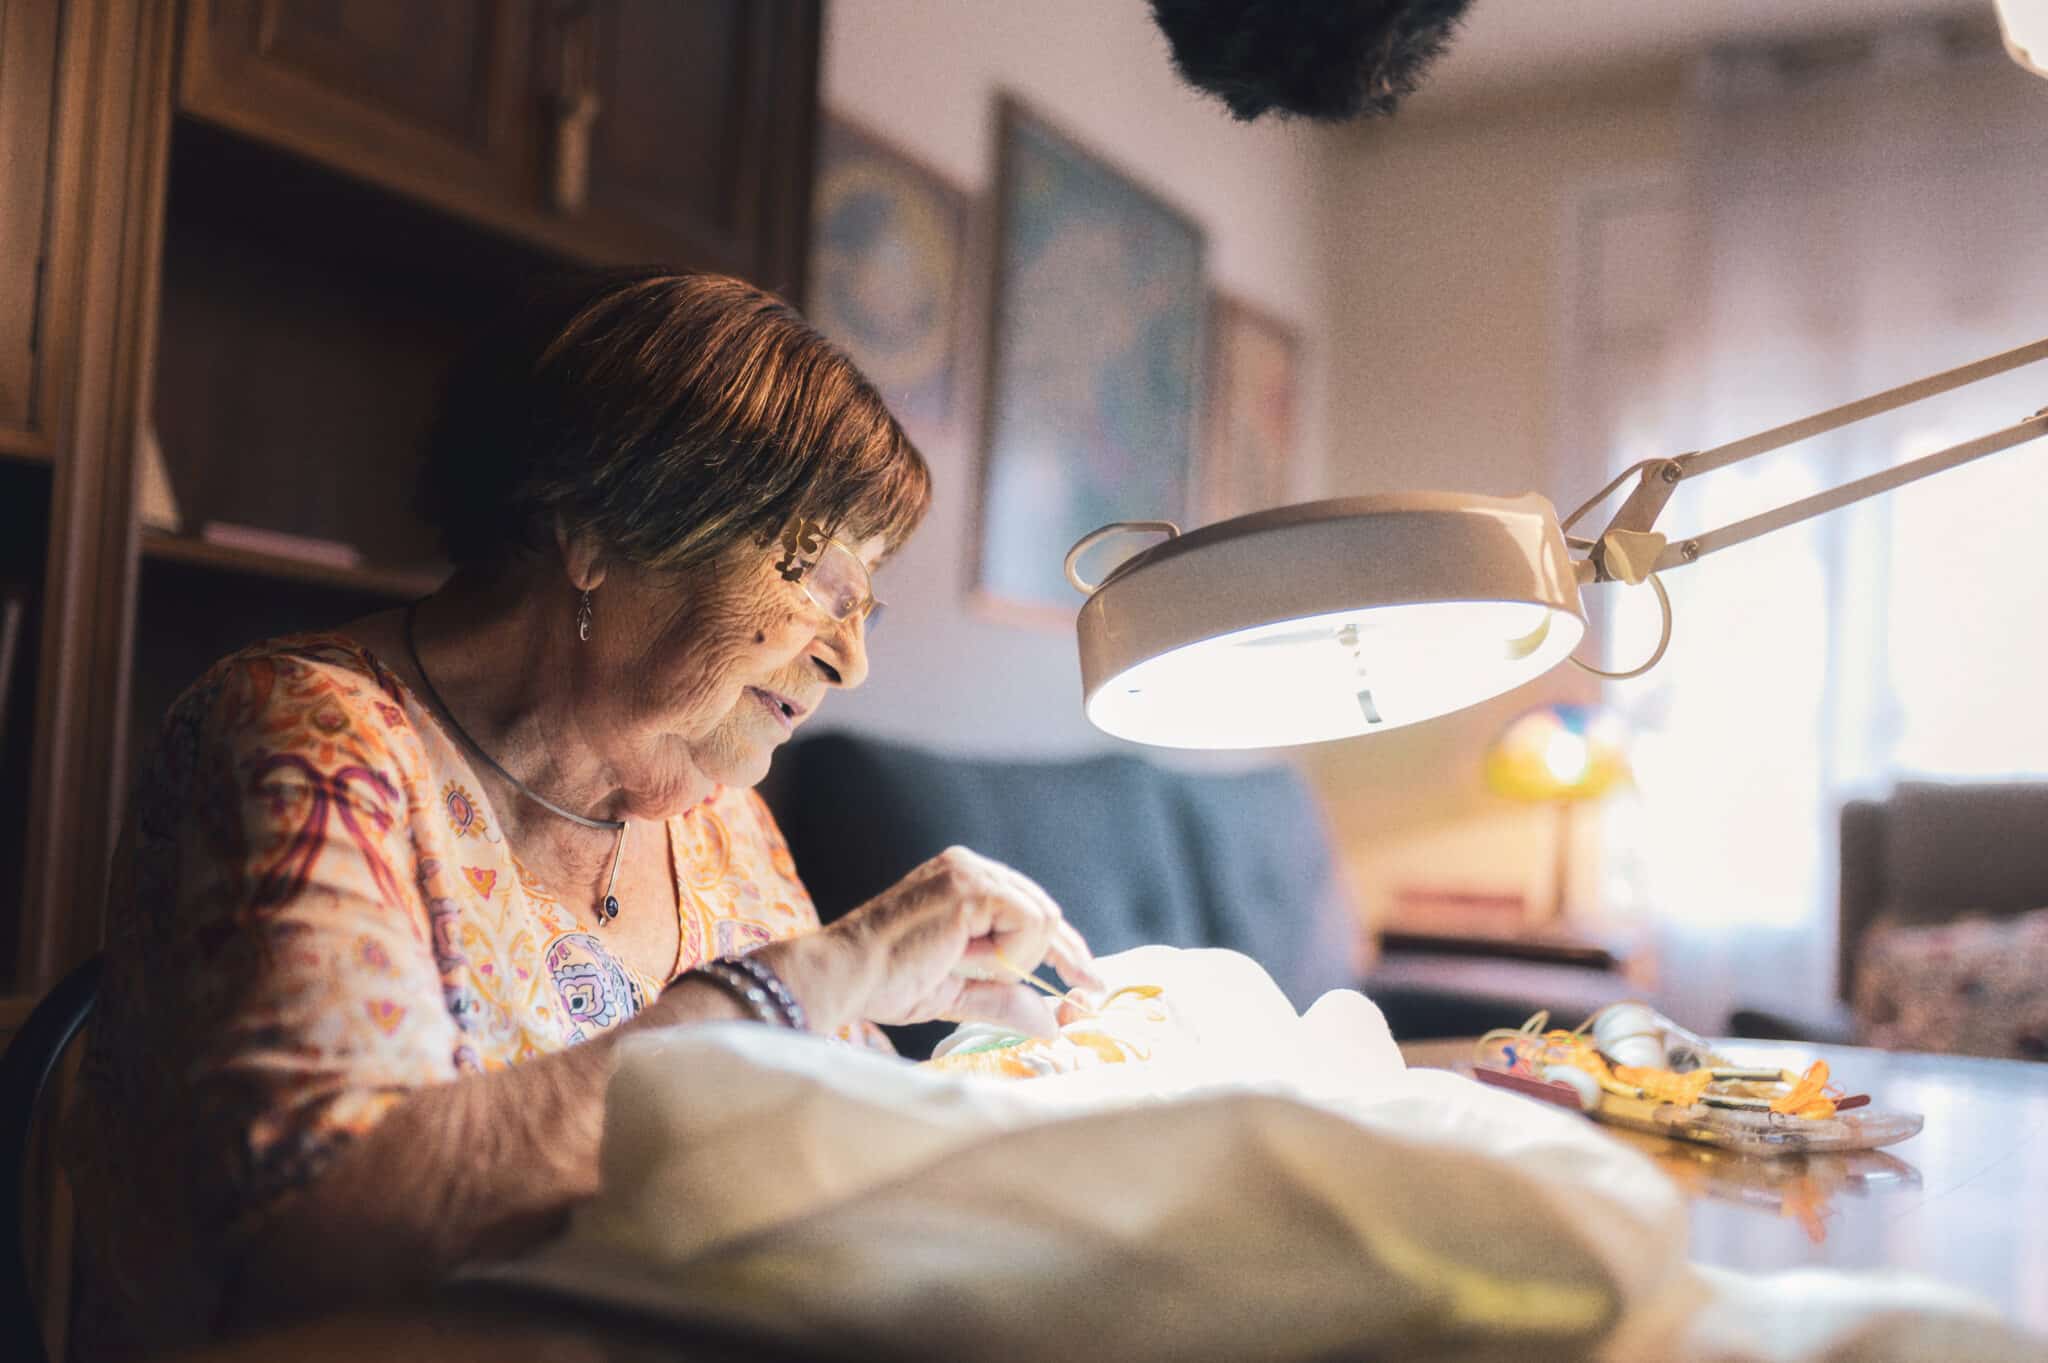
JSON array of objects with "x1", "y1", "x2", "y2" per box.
[{"x1": 1066, "y1": 336, "x2": 2048, "y2": 749}]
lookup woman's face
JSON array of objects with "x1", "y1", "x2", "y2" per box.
[{"x1": 571, "y1": 529, "x2": 886, "y2": 817}]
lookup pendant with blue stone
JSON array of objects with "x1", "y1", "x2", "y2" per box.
[{"x1": 600, "y1": 894, "x2": 620, "y2": 924}]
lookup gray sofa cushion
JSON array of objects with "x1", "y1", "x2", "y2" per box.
[
  {"x1": 1170, "y1": 765, "x2": 1360, "y2": 1006},
  {"x1": 769, "y1": 735, "x2": 1203, "y2": 950},
  {"x1": 765, "y1": 732, "x2": 1358, "y2": 1043}
]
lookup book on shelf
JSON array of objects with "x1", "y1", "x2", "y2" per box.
[
  {"x1": 137, "y1": 424, "x2": 182, "y2": 532},
  {"x1": 199, "y1": 522, "x2": 363, "y2": 570}
]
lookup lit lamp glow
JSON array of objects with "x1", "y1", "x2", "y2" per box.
[
  {"x1": 1998, "y1": 0, "x2": 2048, "y2": 77},
  {"x1": 1486, "y1": 705, "x2": 1631, "y2": 925},
  {"x1": 1068, "y1": 336, "x2": 2048, "y2": 748}
]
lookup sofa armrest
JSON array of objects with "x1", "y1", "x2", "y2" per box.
[
  {"x1": 1724, "y1": 1000, "x2": 1857, "y2": 1046},
  {"x1": 1838, "y1": 797, "x2": 1887, "y2": 1005}
]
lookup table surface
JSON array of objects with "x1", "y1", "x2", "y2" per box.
[
  {"x1": 1403, "y1": 1036, "x2": 2048, "y2": 1336},
  {"x1": 170, "y1": 1039, "x2": 2048, "y2": 1360}
]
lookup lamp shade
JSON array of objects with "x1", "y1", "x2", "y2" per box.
[
  {"x1": 1485, "y1": 704, "x2": 1631, "y2": 803},
  {"x1": 1073, "y1": 492, "x2": 1588, "y2": 748},
  {"x1": 1999, "y1": 0, "x2": 2048, "y2": 78}
]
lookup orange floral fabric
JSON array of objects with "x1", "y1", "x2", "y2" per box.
[{"x1": 65, "y1": 633, "x2": 841, "y2": 1359}]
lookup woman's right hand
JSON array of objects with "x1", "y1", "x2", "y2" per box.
[{"x1": 761, "y1": 846, "x2": 1100, "y2": 1038}]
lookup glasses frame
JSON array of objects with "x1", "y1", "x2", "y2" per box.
[{"x1": 773, "y1": 519, "x2": 885, "y2": 627}]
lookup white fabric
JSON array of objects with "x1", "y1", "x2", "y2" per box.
[{"x1": 482, "y1": 948, "x2": 2038, "y2": 1361}]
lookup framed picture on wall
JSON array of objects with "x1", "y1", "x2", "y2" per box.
[
  {"x1": 973, "y1": 97, "x2": 1207, "y2": 619},
  {"x1": 1199, "y1": 294, "x2": 1301, "y2": 525},
  {"x1": 809, "y1": 114, "x2": 973, "y2": 438}
]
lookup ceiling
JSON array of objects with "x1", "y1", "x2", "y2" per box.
[{"x1": 1411, "y1": 0, "x2": 1995, "y2": 111}]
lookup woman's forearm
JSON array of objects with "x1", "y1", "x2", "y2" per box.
[{"x1": 223, "y1": 975, "x2": 756, "y2": 1327}]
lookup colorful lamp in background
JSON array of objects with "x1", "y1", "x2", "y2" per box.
[{"x1": 1485, "y1": 704, "x2": 1631, "y2": 927}]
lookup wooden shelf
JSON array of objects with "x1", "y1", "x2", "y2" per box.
[
  {"x1": 139, "y1": 530, "x2": 445, "y2": 599},
  {"x1": 0, "y1": 434, "x2": 53, "y2": 466}
]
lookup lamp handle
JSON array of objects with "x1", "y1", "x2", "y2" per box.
[{"x1": 1064, "y1": 521, "x2": 1181, "y2": 594}]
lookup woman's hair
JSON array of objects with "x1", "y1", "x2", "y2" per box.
[{"x1": 422, "y1": 269, "x2": 930, "y2": 573}]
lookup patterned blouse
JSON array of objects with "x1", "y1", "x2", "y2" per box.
[{"x1": 65, "y1": 633, "x2": 844, "y2": 1359}]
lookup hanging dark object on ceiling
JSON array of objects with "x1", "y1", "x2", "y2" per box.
[{"x1": 1149, "y1": 0, "x2": 1475, "y2": 122}]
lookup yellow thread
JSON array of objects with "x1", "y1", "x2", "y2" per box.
[
  {"x1": 1479, "y1": 1011, "x2": 1849, "y2": 1121},
  {"x1": 989, "y1": 952, "x2": 1098, "y2": 1017},
  {"x1": 1769, "y1": 1060, "x2": 1839, "y2": 1119},
  {"x1": 1359, "y1": 1215, "x2": 1615, "y2": 1336}
]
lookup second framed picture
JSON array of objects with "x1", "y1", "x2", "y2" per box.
[
  {"x1": 973, "y1": 99, "x2": 1208, "y2": 618},
  {"x1": 1200, "y1": 294, "x2": 1302, "y2": 526}
]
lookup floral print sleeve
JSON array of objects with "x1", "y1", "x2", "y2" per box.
[
  {"x1": 139, "y1": 642, "x2": 458, "y2": 1219},
  {"x1": 63, "y1": 639, "x2": 461, "y2": 1359}
]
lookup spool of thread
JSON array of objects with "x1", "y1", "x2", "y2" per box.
[
  {"x1": 1539, "y1": 1063, "x2": 1603, "y2": 1111},
  {"x1": 1592, "y1": 1002, "x2": 1669, "y2": 1069}
]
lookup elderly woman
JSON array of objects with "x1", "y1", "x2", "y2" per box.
[{"x1": 66, "y1": 271, "x2": 1098, "y2": 1360}]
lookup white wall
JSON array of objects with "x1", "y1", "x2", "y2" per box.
[
  {"x1": 815, "y1": 0, "x2": 1342, "y2": 756},
  {"x1": 813, "y1": 6, "x2": 1701, "y2": 929},
  {"x1": 1303, "y1": 85, "x2": 1686, "y2": 925}
]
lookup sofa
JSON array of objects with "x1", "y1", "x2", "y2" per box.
[{"x1": 763, "y1": 731, "x2": 1635, "y2": 1054}]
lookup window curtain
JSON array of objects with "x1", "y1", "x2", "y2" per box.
[{"x1": 1581, "y1": 22, "x2": 2048, "y2": 1027}]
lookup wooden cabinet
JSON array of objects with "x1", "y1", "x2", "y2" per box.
[
  {"x1": 4, "y1": 0, "x2": 178, "y2": 997},
  {"x1": 569, "y1": 0, "x2": 818, "y2": 293},
  {"x1": 0, "y1": 0, "x2": 68, "y2": 458},
  {"x1": 177, "y1": 0, "x2": 821, "y2": 292},
  {"x1": 0, "y1": 0, "x2": 822, "y2": 993},
  {"x1": 178, "y1": 0, "x2": 534, "y2": 226}
]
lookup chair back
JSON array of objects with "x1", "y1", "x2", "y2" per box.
[
  {"x1": 1840, "y1": 782, "x2": 2048, "y2": 999},
  {"x1": 1, "y1": 954, "x2": 103, "y2": 1363}
]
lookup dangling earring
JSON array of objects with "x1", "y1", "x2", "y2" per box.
[{"x1": 576, "y1": 589, "x2": 593, "y2": 642}]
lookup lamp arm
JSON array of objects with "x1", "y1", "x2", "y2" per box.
[
  {"x1": 1651, "y1": 412, "x2": 2048, "y2": 572},
  {"x1": 1578, "y1": 334, "x2": 2048, "y2": 584}
]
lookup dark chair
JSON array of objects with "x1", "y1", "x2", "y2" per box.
[
  {"x1": 1729, "y1": 781, "x2": 2048, "y2": 1042},
  {"x1": 2, "y1": 954, "x2": 102, "y2": 1363}
]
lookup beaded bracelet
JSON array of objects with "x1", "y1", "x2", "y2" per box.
[
  {"x1": 684, "y1": 954, "x2": 807, "y2": 1032},
  {"x1": 720, "y1": 951, "x2": 807, "y2": 1033},
  {"x1": 688, "y1": 960, "x2": 785, "y2": 1028}
]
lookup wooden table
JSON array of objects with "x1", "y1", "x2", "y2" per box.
[
  {"x1": 170, "y1": 1040, "x2": 2048, "y2": 1360},
  {"x1": 1401, "y1": 1036, "x2": 2048, "y2": 1336}
]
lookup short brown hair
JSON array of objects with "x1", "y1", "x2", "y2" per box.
[{"x1": 423, "y1": 270, "x2": 930, "y2": 573}]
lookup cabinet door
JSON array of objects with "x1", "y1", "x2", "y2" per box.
[
  {"x1": 566, "y1": 0, "x2": 820, "y2": 295},
  {"x1": 178, "y1": 0, "x2": 533, "y2": 226},
  {"x1": 0, "y1": 0, "x2": 65, "y2": 457}
]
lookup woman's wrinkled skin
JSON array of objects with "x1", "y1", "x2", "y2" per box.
[
  {"x1": 528, "y1": 523, "x2": 884, "y2": 819},
  {"x1": 356, "y1": 520, "x2": 1099, "y2": 1036}
]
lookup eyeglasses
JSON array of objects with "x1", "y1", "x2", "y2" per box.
[{"x1": 775, "y1": 522, "x2": 885, "y2": 629}]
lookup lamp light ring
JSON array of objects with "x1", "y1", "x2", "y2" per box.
[
  {"x1": 1064, "y1": 520, "x2": 1182, "y2": 594},
  {"x1": 1569, "y1": 572, "x2": 1673, "y2": 681}
]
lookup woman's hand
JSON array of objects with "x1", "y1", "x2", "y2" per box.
[{"x1": 761, "y1": 847, "x2": 1100, "y2": 1037}]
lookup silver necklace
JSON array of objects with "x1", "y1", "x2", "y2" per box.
[{"x1": 403, "y1": 603, "x2": 627, "y2": 926}]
